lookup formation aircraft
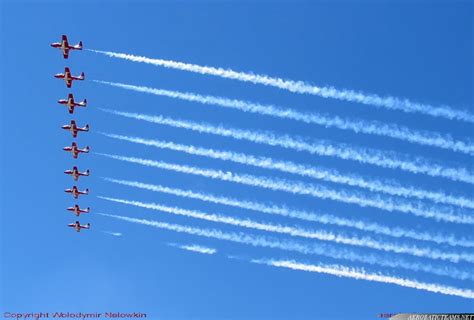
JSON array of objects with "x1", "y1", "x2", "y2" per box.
[
  {"x1": 64, "y1": 166, "x2": 90, "y2": 181},
  {"x1": 64, "y1": 186, "x2": 89, "y2": 199},
  {"x1": 67, "y1": 205, "x2": 90, "y2": 217},
  {"x1": 54, "y1": 67, "x2": 85, "y2": 88},
  {"x1": 62, "y1": 120, "x2": 89, "y2": 137},
  {"x1": 52, "y1": 35, "x2": 92, "y2": 233},
  {"x1": 57, "y1": 94, "x2": 87, "y2": 114},
  {"x1": 63, "y1": 142, "x2": 90, "y2": 159},
  {"x1": 50, "y1": 35, "x2": 83, "y2": 59},
  {"x1": 68, "y1": 221, "x2": 91, "y2": 232}
]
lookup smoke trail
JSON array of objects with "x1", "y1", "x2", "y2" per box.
[
  {"x1": 168, "y1": 243, "x2": 217, "y2": 255},
  {"x1": 103, "y1": 177, "x2": 474, "y2": 248},
  {"x1": 100, "y1": 132, "x2": 474, "y2": 209},
  {"x1": 252, "y1": 259, "x2": 474, "y2": 299},
  {"x1": 88, "y1": 50, "x2": 474, "y2": 123},
  {"x1": 96, "y1": 212, "x2": 474, "y2": 281},
  {"x1": 95, "y1": 153, "x2": 474, "y2": 225},
  {"x1": 98, "y1": 195, "x2": 474, "y2": 263},
  {"x1": 101, "y1": 231, "x2": 122, "y2": 237},
  {"x1": 99, "y1": 107, "x2": 474, "y2": 185},
  {"x1": 93, "y1": 81, "x2": 474, "y2": 154}
]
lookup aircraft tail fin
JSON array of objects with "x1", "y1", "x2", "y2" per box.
[
  {"x1": 78, "y1": 41, "x2": 83, "y2": 49},
  {"x1": 80, "y1": 72, "x2": 85, "y2": 80}
]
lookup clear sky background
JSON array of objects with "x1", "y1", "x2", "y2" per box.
[{"x1": 1, "y1": 1, "x2": 473, "y2": 319}]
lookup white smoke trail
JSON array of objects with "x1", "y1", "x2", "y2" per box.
[
  {"x1": 252, "y1": 259, "x2": 474, "y2": 299},
  {"x1": 100, "y1": 132, "x2": 474, "y2": 209},
  {"x1": 95, "y1": 153, "x2": 474, "y2": 225},
  {"x1": 101, "y1": 231, "x2": 122, "y2": 237},
  {"x1": 88, "y1": 50, "x2": 474, "y2": 123},
  {"x1": 98, "y1": 107, "x2": 474, "y2": 185},
  {"x1": 93, "y1": 81, "x2": 474, "y2": 155},
  {"x1": 103, "y1": 177, "x2": 474, "y2": 248},
  {"x1": 96, "y1": 212, "x2": 474, "y2": 281},
  {"x1": 168, "y1": 243, "x2": 217, "y2": 255},
  {"x1": 98, "y1": 195, "x2": 474, "y2": 264}
]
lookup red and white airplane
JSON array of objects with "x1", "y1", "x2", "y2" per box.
[
  {"x1": 63, "y1": 142, "x2": 90, "y2": 159},
  {"x1": 54, "y1": 67, "x2": 85, "y2": 88},
  {"x1": 57, "y1": 94, "x2": 87, "y2": 114},
  {"x1": 68, "y1": 221, "x2": 91, "y2": 232},
  {"x1": 64, "y1": 166, "x2": 90, "y2": 181},
  {"x1": 64, "y1": 186, "x2": 89, "y2": 199},
  {"x1": 67, "y1": 205, "x2": 90, "y2": 217},
  {"x1": 50, "y1": 35, "x2": 83, "y2": 59},
  {"x1": 62, "y1": 120, "x2": 89, "y2": 137}
]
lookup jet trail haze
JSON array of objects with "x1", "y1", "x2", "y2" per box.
[
  {"x1": 252, "y1": 259, "x2": 474, "y2": 299},
  {"x1": 97, "y1": 212, "x2": 474, "y2": 283},
  {"x1": 94, "y1": 81, "x2": 474, "y2": 155},
  {"x1": 103, "y1": 177, "x2": 474, "y2": 248},
  {"x1": 101, "y1": 132, "x2": 474, "y2": 209},
  {"x1": 99, "y1": 108, "x2": 474, "y2": 185},
  {"x1": 98, "y1": 195, "x2": 474, "y2": 263},
  {"x1": 96, "y1": 153, "x2": 473, "y2": 225},
  {"x1": 88, "y1": 51, "x2": 474, "y2": 123},
  {"x1": 168, "y1": 243, "x2": 217, "y2": 255}
]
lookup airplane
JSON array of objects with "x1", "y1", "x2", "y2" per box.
[
  {"x1": 64, "y1": 166, "x2": 90, "y2": 181},
  {"x1": 63, "y1": 142, "x2": 89, "y2": 159},
  {"x1": 68, "y1": 221, "x2": 91, "y2": 232},
  {"x1": 64, "y1": 186, "x2": 89, "y2": 199},
  {"x1": 57, "y1": 94, "x2": 87, "y2": 114},
  {"x1": 54, "y1": 67, "x2": 85, "y2": 88},
  {"x1": 61, "y1": 120, "x2": 89, "y2": 137},
  {"x1": 67, "y1": 204, "x2": 90, "y2": 217},
  {"x1": 50, "y1": 35, "x2": 83, "y2": 59}
]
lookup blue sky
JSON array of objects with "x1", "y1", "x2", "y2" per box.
[{"x1": 1, "y1": 1, "x2": 473, "y2": 319}]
